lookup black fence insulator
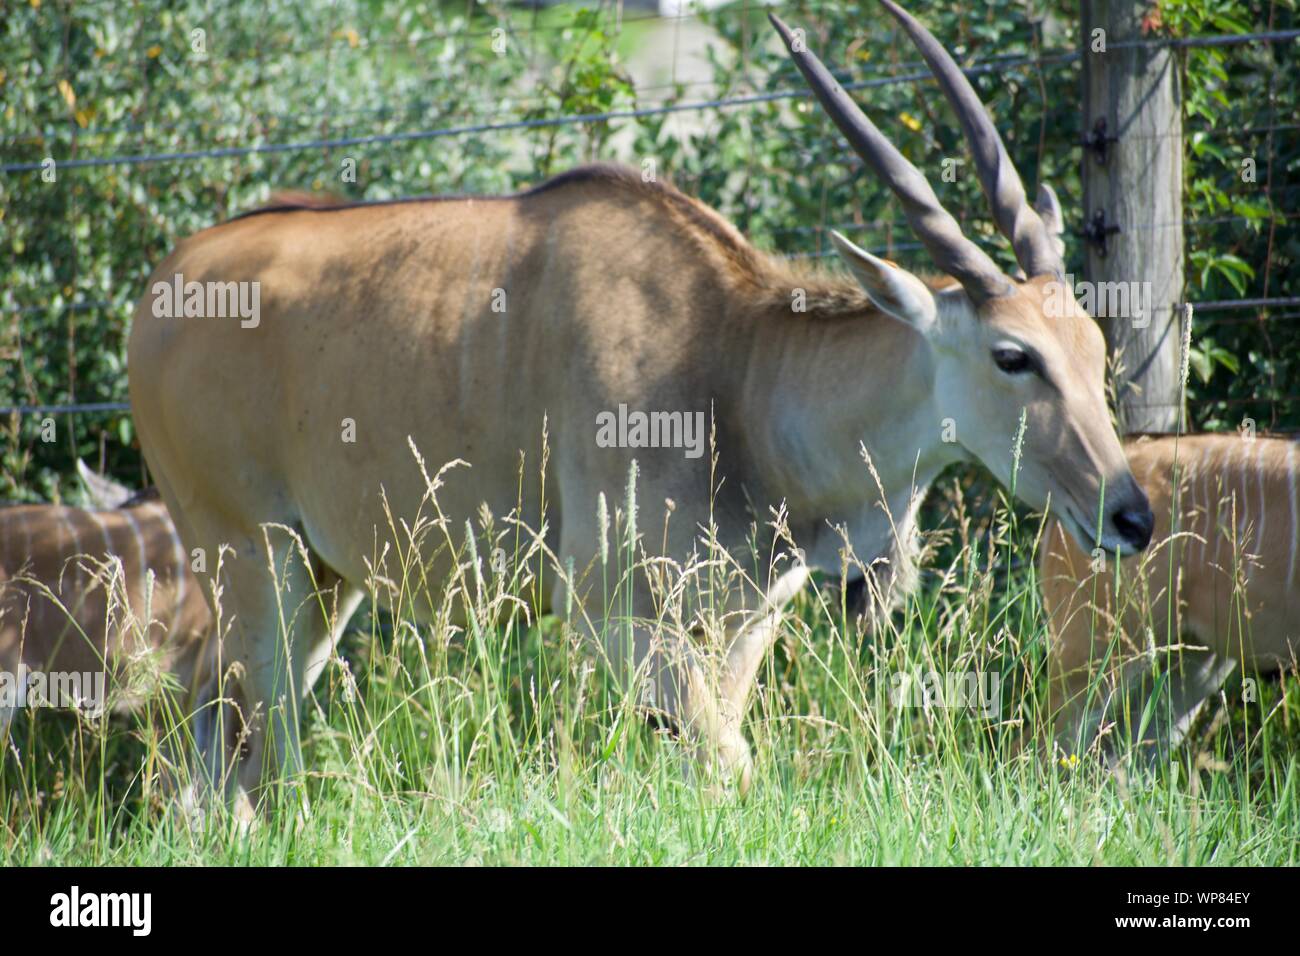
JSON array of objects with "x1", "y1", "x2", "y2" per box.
[
  {"x1": 1080, "y1": 117, "x2": 1119, "y2": 165},
  {"x1": 1079, "y1": 208, "x2": 1122, "y2": 257}
]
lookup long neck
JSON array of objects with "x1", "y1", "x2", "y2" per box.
[{"x1": 728, "y1": 293, "x2": 961, "y2": 569}]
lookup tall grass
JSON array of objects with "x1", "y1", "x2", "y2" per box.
[{"x1": 1, "y1": 442, "x2": 1297, "y2": 865}]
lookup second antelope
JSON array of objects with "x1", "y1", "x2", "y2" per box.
[
  {"x1": 1041, "y1": 433, "x2": 1299, "y2": 762},
  {"x1": 128, "y1": 0, "x2": 1152, "y2": 811},
  {"x1": 0, "y1": 465, "x2": 211, "y2": 730}
]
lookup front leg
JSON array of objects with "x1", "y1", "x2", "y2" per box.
[
  {"x1": 722, "y1": 564, "x2": 811, "y2": 715},
  {"x1": 724, "y1": 502, "x2": 920, "y2": 723},
  {"x1": 597, "y1": 597, "x2": 756, "y2": 792},
  {"x1": 1114, "y1": 650, "x2": 1238, "y2": 764},
  {"x1": 1055, "y1": 647, "x2": 1237, "y2": 765}
]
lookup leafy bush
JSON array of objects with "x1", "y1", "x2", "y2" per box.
[{"x1": 3, "y1": 0, "x2": 1296, "y2": 496}]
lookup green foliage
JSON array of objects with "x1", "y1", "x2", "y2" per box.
[
  {"x1": 1162, "y1": 0, "x2": 1298, "y2": 429},
  {"x1": 4, "y1": 0, "x2": 1297, "y2": 497}
]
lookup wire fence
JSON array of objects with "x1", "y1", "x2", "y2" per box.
[
  {"x1": 6, "y1": 28, "x2": 1295, "y2": 174},
  {"x1": 4, "y1": 9, "x2": 1298, "y2": 432},
  {"x1": 3, "y1": 50, "x2": 1088, "y2": 173}
]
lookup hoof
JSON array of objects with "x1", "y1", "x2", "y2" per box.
[{"x1": 694, "y1": 730, "x2": 753, "y2": 798}]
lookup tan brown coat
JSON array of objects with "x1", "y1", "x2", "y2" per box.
[
  {"x1": 0, "y1": 496, "x2": 212, "y2": 718},
  {"x1": 1041, "y1": 433, "x2": 1299, "y2": 758}
]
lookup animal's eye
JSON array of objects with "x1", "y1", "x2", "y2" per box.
[{"x1": 992, "y1": 348, "x2": 1032, "y2": 375}]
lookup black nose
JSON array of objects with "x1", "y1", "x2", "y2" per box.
[{"x1": 1111, "y1": 503, "x2": 1154, "y2": 550}]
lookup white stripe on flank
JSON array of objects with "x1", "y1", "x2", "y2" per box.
[
  {"x1": 1239, "y1": 440, "x2": 1251, "y2": 548},
  {"x1": 61, "y1": 511, "x2": 82, "y2": 556},
  {"x1": 60, "y1": 511, "x2": 82, "y2": 598},
  {"x1": 88, "y1": 509, "x2": 113, "y2": 555},
  {"x1": 1200, "y1": 445, "x2": 1213, "y2": 564},
  {"x1": 1212, "y1": 445, "x2": 1226, "y2": 569},
  {"x1": 119, "y1": 507, "x2": 147, "y2": 582},
  {"x1": 159, "y1": 505, "x2": 188, "y2": 619},
  {"x1": 1254, "y1": 442, "x2": 1267, "y2": 556},
  {"x1": 1193, "y1": 450, "x2": 1205, "y2": 562},
  {"x1": 1288, "y1": 443, "x2": 1298, "y2": 585}
]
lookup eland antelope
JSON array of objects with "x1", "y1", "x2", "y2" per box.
[
  {"x1": 127, "y1": 0, "x2": 1152, "y2": 809},
  {"x1": 1041, "y1": 433, "x2": 1299, "y2": 761},
  {"x1": 0, "y1": 465, "x2": 211, "y2": 728}
]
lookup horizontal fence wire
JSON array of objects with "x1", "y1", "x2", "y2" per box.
[
  {"x1": 2, "y1": 52, "x2": 1081, "y2": 173},
  {"x1": 1, "y1": 402, "x2": 132, "y2": 416},
  {"x1": 6, "y1": 28, "x2": 1076, "y2": 144},
  {"x1": 12, "y1": 68, "x2": 1294, "y2": 151},
  {"x1": 1135, "y1": 397, "x2": 1300, "y2": 408},
  {"x1": 1190, "y1": 296, "x2": 1300, "y2": 313},
  {"x1": 5, "y1": 28, "x2": 1296, "y2": 174}
]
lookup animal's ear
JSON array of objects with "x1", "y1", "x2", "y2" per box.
[
  {"x1": 1034, "y1": 184, "x2": 1066, "y2": 261},
  {"x1": 829, "y1": 230, "x2": 937, "y2": 333},
  {"x1": 77, "y1": 458, "x2": 132, "y2": 510}
]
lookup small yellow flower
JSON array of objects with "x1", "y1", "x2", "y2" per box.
[
  {"x1": 899, "y1": 111, "x2": 922, "y2": 132},
  {"x1": 1059, "y1": 753, "x2": 1080, "y2": 770}
]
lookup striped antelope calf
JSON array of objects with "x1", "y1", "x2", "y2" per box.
[
  {"x1": 128, "y1": 0, "x2": 1152, "y2": 810},
  {"x1": 1041, "y1": 433, "x2": 1299, "y2": 761},
  {"x1": 0, "y1": 465, "x2": 211, "y2": 729}
]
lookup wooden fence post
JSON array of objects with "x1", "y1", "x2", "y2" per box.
[{"x1": 1081, "y1": 0, "x2": 1184, "y2": 433}]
